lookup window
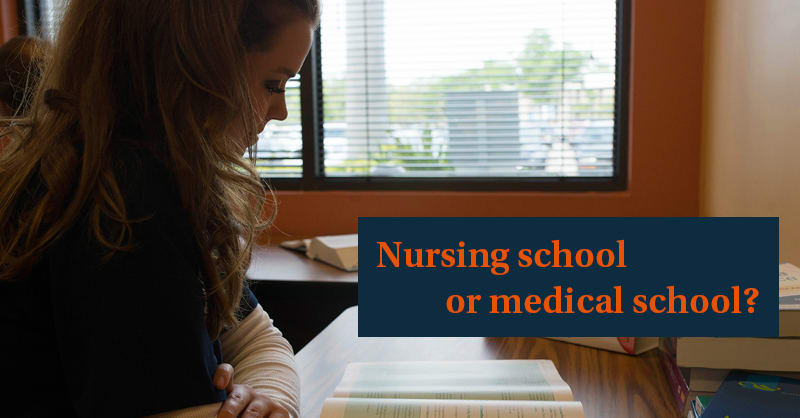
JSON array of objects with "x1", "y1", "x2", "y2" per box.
[
  {"x1": 254, "y1": 77, "x2": 305, "y2": 178},
  {"x1": 23, "y1": 0, "x2": 66, "y2": 41},
  {"x1": 27, "y1": 0, "x2": 630, "y2": 191},
  {"x1": 268, "y1": 0, "x2": 630, "y2": 190}
]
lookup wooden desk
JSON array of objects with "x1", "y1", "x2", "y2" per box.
[
  {"x1": 246, "y1": 245, "x2": 357, "y2": 351},
  {"x1": 296, "y1": 306, "x2": 680, "y2": 418}
]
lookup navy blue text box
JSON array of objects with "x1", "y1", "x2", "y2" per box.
[{"x1": 358, "y1": 217, "x2": 778, "y2": 337}]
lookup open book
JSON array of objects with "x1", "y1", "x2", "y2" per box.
[{"x1": 320, "y1": 360, "x2": 585, "y2": 418}]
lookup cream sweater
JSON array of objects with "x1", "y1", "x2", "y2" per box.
[{"x1": 149, "y1": 305, "x2": 299, "y2": 418}]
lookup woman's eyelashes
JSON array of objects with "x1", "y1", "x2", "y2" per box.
[{"x1": 263, "y1": 80, "x2": 286, "y2": 95}]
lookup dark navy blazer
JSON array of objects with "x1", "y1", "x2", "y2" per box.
[{"x1": 0, "y1": 145, "x2": 259, "y2": 417}]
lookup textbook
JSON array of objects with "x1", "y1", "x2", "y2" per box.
[
  {"x1": 676, "y1": 337, "x2": 800, "y2": 371},
  {"x1": 319, "y1": 360, "x2": 585, "y2": 418},
  {"x1": 779, "y1": 262, "x2": 800, "y2": 336},
  {"x1": 688, "y1": 366, "x2": 800, "y2": 392},
  {"x1": 658, "y1": 337, "x2": 690, "y2": 413},
  {"x1": 656, "y1": 337, "x2": 722, "y2": 415},
  {"x1": 547, "y1": 337, "x2": 658, "y2": 354},
  {"x1": 280, "y1": 234, "x2": 358, "y2": 271},
  {"x1": 674, "y1": 264, "x2": 800, "y2": 373},
  {"x1": 701, "y1": 371, "x2": 800, "y2": 418},
  {"x1": 693, "y1": 394, "x2": 712, "y2": 416}
]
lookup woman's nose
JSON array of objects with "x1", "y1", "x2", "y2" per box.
[{"x1": 268, "y1": 95, "x2": 288, "y2": 121}]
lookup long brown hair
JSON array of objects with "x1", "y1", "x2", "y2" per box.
[
  {"x1": 0, "y1": 35, "x2": 48, "y2": 115},
  {"x1": 0, "y1": 0, "x2": 319, "y2": 338}
]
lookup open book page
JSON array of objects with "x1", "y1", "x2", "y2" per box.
[
  {"x1": 280, "y1": 234, "x2": 358, "y2": 271},
  {"x1": 279, "y1": 238, "x2": 311, "y2": 252},
  {"x1": 320, "y1": 398, "x2": 585, "y2": 418},
  {"x1": 333, "y1": 360, "x2": 574, "y2": 401}
]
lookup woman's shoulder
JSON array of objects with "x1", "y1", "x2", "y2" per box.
[
  {"x1": 111, "y1": 139, "x2": 180, "y2": 214},
  {"x1": 45, "y1": 137, "x2": 193, "y2": 270},
  {"x1": 42, "y1": 138, "x2": 205, "y2": 310},
  {"x1": 112, "y1": 139, "x2": 163, "y2": 175}
]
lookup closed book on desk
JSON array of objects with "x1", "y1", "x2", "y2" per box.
[
  {"x1": 659, "y1": 337, "x2": 691, "y2": 413},
  {"x1": 280, "y1": 234, "x2": 358, "y2": 272},
  {"x1": 676, "y1": 337, "x2": 800, "y2": 372},
  {"x1": 674, "y1": 264, "x2": 800, "y2": 373},
  {"x1": 548, "y1": 337, "x2": 658, "y2": 354},
  {"x1": 688, "y1": 367, "x2": 800, "y2": 392},
  {"x1": 320, "y1": 360, "x2": 585, "y2": 418},
  {"x1": 779, "y1": 262, "x2": 800, "y2": 336},
  {"x1": 702, "y1": 371, "x2": 800, "y2": 418}
]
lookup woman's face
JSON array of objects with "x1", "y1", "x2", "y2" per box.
[{"x1": 242, "y1": 18, "x2": 314, "y2": 154}]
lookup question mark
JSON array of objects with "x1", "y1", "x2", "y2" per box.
[{"x1": 743, "y1": 288, "x2": 759, "y2": 313}]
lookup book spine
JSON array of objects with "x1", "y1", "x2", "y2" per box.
[{"x1": 659, "y1": 347, "x2": 690, "y2": 413}]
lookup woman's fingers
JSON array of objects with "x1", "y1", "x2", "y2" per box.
[
  {"x1": 246, "y1": 398, "x2": 289, "y2": 418},
  {"x1": 217, "y1": 385, "x2": 254, "y2": 418},
  {"x1": 213, "y1": 363, "x2": 235, "y2": 394},
  {"x1": 266, "y1": 407, "x2": 290, "y2": 418},
  {"x1": 215, "y1": 383, "x2": 291, "y2": 418},
  {"x1": 239, "y1": 399, "x2": 269, "y2": 418}
]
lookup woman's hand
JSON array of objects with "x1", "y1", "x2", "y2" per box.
[
  {"x1": 214, "y1": 363, "x2": 235, "y2": 394},
  {"x1": 213, "y1": 363, "x2": 291, "y2": 418}
]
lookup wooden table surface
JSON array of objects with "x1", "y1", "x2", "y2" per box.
[
  {"x1": 295, "y1": 306, "x2": 679, "y2": 418},
  {"x1": 247, "y1": 244, "x2": 357, "y2": 283}
]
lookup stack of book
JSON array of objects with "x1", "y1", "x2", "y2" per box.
[
  {"x1": 659, "y1": 263, "x2": 800, "y2": 416},
  {"x1": 320, "y1": 360, "x2": 585, "y2": 418}
]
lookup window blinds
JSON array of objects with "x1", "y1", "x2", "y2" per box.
[
  {"x1": 319, "y1": 0, "x2": 618, "y2": 178},
  {"x1": 33, "y1": 0, "x2": 621, "y2": 182}
]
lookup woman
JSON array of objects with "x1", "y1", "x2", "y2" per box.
[{"x1": 0, "y1": 1, "x2": 318, "y2": 417}]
